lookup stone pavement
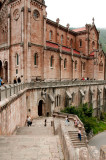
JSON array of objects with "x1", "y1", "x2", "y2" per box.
[{"x1": 0, "y1": 117, "x2": 64, "y2": 160}]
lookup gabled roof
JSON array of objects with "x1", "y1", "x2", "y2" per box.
[{"x1": 72, "y1": 27, "x2": 86, "y2": 32}]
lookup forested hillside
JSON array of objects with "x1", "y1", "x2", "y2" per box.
[{"x1": 99, "y1": 28, "x2": 106, "y2": 53}]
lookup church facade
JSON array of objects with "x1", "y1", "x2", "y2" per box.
[{"x1": 0, "y1": 0, "x2": 105, "y2": 84}]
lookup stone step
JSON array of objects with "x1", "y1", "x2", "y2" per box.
[{"x1": 68, "y1": 131, "x2": 87, "y2": 148}]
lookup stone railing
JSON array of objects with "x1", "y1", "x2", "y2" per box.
[
  {"x1": 0, "y1": 83, "x2": 28, "y2": 101},
  {"x1": 29, "y1": 80, "x2": 106, "y2": 88},
  {"x1": 53, "y1": 112, "x2": 105, "y2": 160},
  {"x1": 53, "y1": 112, "x2": 88, "y2": 146},
  {"x1": 0, "y1": 80, "x2": 106, "y2": 102}
]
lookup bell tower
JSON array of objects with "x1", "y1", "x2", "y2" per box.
[{"x1": 25, "y1": 0, "x2": 47, "y2": 82}]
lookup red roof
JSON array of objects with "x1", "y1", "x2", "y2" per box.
[
  {"x1": 90, "y1": 52, "x2": 94, "y2": 56},
  {"x1": 72, "y1": 27, "x2": 86, "y2": 32},
  {"x1": 46, "y1": 42, "x2": 58, "y2": 49},
  {"x1": 73, "y1": 50, "x2": 80, "y2": 55},
  {"x1": 46, "y1": 42, "x2": 80, "y2": 55},
  {"x1": 62, "y1": 46, "x2": 70, "y2": 52}
]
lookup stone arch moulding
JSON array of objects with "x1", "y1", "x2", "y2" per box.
[{"x1": 37, "y1": 97, "x2": 46, "y2": 106}]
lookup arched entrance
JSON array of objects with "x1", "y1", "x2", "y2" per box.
[
  {"x1": 4, "y1": 61, "x2": 8, "y2": 83},
  {"x1": 38, "y1": 100, "x2": 43, "y2": 116},
  {"x1": 0, "y1": 60, "x2": 3, "y2": 78}
]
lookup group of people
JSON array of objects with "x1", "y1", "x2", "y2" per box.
[
  {"x1": 82, "y1": 77, "x2": 89, "y2": 81},
  {"x1": 65, "y1": 115, "x2": 82, "y2": 141},
  {"x1": 14, "y1": 76, "x2": 21, "y2": 84}
]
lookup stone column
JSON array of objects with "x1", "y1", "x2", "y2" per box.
[
  {"x1": 21, "y1": 7, "x2": 24, "y2": 82},
  {"x1": 27, "y1": 8, "x2": 31, "y2": 82},
  {"x1": 43, "y1": 11, "x2": 47, "y2": 80},
  {"x1": 7, "y1": 12, "x2": 11, "y2": 83},
  {"x1": 71, "y1": 49, "x2": 74, "y2": 80},
  {"x1": 21, "y1": 7, "x2": 24, "y2": 42}
]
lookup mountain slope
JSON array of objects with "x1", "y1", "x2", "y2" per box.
[{"x1": 99, "y1": 28, "x2": 106, "y2": 53}]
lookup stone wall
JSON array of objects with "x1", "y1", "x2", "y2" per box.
[
  {"x1": 53, "y1": 112, "x2": 105, "y2": 160},
  {"x1": 0, "y1": 81, "x2": 106, "y2": 135}
]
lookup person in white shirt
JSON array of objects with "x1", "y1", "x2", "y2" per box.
[{"x1": 27, "y1": 116, "x2": 32, "y2": 127}]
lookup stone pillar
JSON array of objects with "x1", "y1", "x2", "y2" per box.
[
  {"x1": 51, "y1": 102, "x2": 55, "y2": 115},
  {"x1": 8, "y1": 12, "x2": 11, "y2": 83},
  {"x1": 71, "y1": 49, "x2": 74, "y2": 80},
  {"x1": 21, "y1": 7, "x2": 24, "y2": 42},
  {"x1": 100, "y1": 146, "x2": 106, "y2": 160},
  {"x1": 27, "y1": 8, "x2": 31, "y2": 82},
  {"x1": 43, "y1": 11, "x2": 47, "y2": 80}
]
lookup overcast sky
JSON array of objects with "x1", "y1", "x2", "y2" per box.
[{"x1": 45, "y1": 0, "x2": 106, "y2": 29}]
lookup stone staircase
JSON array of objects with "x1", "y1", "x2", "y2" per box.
[
  {"x1": 0, "y1": 117, "x2": 64, "y2": 160},
  {"x1": 69, "y1": 130, "x2": 87, "y2": 148}
]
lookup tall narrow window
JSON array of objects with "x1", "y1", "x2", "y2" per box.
[
  {"x1": 92, "y1": 41, "x2": 95, "y2": 49},
  {"x1": 79, "y1": 39, "x2": 82, "y2": 47},
  {"x1": 70, "y1": 38, "x2": 73, "y2": 47},
  {"x1": 16, "y1": 53, "x2": 19, "y2": 65},
  {"x1": 61, "y1": 35, "x2": 63, "y2": 44},
  {"x1": 34, "y1": 53, "x2": 38, "y2": 66},
  {"x1": 75, "y1": 60, "x2": 77, "y2": 70},
  {"x1": 64, "y1": 58, "x2": 67, "y2": 69},
  {"x1": 50, "y1": 56, "x2": 54, "y2": 68},
  {"x1": 99, "y1": 61, "x2": 103, "y2": 71},
  {"x1": 55, "y1": 95, "x2": 61, "y2": 107},
  {"x1": 49, "y1": 31, "x2": 52, "y2": 40}
]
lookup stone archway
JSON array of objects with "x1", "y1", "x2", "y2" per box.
[
  {"x1": 0, "y1": 60, "x2": 3, "y2": 78},
  {"x1": 4, "y1": 61, "x2": 8, "y2": 83},
  {"x1": 38, "y1": 100, "x2": 43, "y2": 116}
]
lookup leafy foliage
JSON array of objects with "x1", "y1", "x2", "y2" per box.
[
  {"x1": 61, "y1": 103, "x2": 106, "y2": 134},
  {"x1": 99, "y1": 28, "x2": 106, "y2": 53}
]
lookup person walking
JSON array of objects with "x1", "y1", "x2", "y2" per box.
[
  {"x1": 44, "y1": 119, "x2": 47, "y2": 126},
  {"x1": 27, "y1": 115, "x2": 32, "y2": 127},
  {"x1": 0, "y1": 77, "x2": 2, "y2": 87},
  {"x1": 78, "y1": 129, "x2": 81, "y2": 141},
  {"x1": 65, "y1": 115, "x2": 69, "y2": 126}
]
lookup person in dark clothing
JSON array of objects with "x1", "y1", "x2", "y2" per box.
[
  {"x1": 14, "y1": 77, "x2": 17, "y2": 84},
  {"x1": 18, "y1": 77, "x2": 21, "y2": 83}
]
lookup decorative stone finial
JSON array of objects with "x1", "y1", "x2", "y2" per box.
[
  {"x1": 56, "y1": 18, "x2": 60, "y2": 24},
  {"x1": 66, "y1": 23, "x2": 70, "y2": 29},
  {"x1": 92, "y1": 17, "x2": 95, "y2": 25}
]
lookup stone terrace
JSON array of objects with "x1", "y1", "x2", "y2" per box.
[{"x1": 0, "y1": 117, "x2": 64, "y2": 160}]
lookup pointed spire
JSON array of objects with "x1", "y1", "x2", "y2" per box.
[
  {"x1": 92, "y1": 17, "x2": 95, "y2": 25},
  {"x1": 56, "y1": 18, "x2": 60, "y2": 24}
]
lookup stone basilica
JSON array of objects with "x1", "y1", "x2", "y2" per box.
[{"x1": 0, "y1": 0, "x2": 105, "y2": 84}]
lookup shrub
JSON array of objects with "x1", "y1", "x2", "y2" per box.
[{"x1": 61, "y1": 103, "x2": 106, "y2": 134}]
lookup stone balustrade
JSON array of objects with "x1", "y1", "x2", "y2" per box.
[
  {"x1": 53, "y1": 112, "x2": 105, "y2": 160},
  {"x1": 0, "y1": 80, "x2": 106, "y2": 102}
]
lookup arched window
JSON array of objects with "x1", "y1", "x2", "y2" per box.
[
  {"x1": 79, "y1": 39, "x2": 82, "y2": 47},
  {"x1": 99, "y1": 61, "x2": 103, "y2": 71},
  {"x1": 50, "y1": 55, "x2": 54, "y2": 68},
  {"x1": 92, "y1": 41, "x2": 95, "y2": 49},
  {"x1": 75, "y1": 60, "x2": 77, "y2": 70},
  {"x1": 64, "y1": 58, "x2": 67, "y2": 69},
  {"x1": 55, "y1": 95, "x2": 61, "y2": 107},
  {"x1": 34, "y1": 53, "x2": 38, "y2": 66},
  {"x1": 70, "y1": 38, "x2": 73, "y2": 47},
  {"x1": 49, "y1": 30, "x2": 53, "y2": 40},
  {"x1": 61, "y1": 35, "x2": 63, "y2": 44},
  {"x1": 16, "y1": 53, "x2": 19, "y2": 65}
]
